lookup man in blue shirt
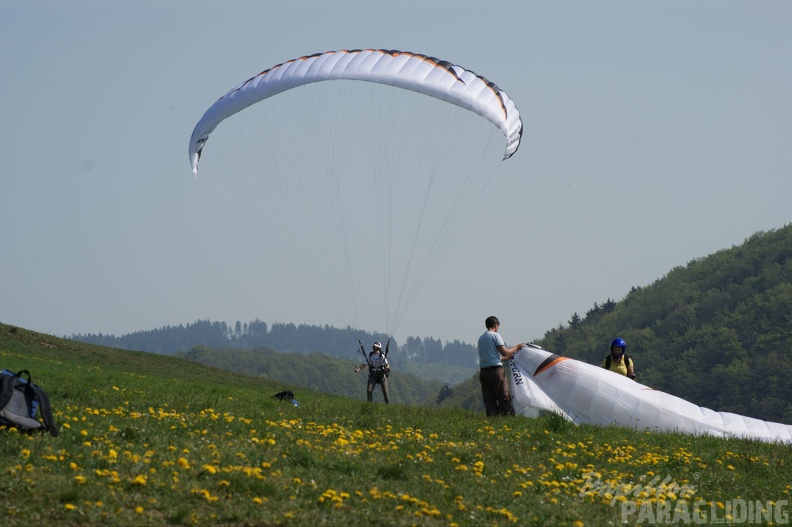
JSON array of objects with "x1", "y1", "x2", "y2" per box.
[{"x1": 477, "y1": 316, "x2": 523, "y2": 417}]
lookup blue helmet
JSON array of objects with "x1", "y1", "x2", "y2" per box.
[{"x1": 610, "y1": 338, "x2": 626, "y2": 354}]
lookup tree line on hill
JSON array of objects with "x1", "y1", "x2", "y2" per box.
[
  {"x1": 537, "y1": 226, "x2": 792, "y2": 424},
  {"x1": 72, "y1": 321, "x2": 479, "y2": 385}
]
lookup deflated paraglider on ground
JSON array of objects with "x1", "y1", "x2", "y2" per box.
[{"x1": 509, "y1": 344, "x2": 792, "y2": 445}]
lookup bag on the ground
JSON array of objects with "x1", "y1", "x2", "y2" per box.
[
  {"x1": 0, "y1": 369, "x2": 58, "y2": 437},
  {"x1": 272, "y1": 390, "x2": 294, "y2": 401},
  {"x1": 272, "y1": 390, "x2": 299, "y2": 407}
]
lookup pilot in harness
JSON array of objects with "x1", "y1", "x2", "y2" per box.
[{"x1": 354, "y1": 339, "x2": 391, "y2": 404}]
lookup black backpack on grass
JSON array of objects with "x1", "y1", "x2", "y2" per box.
[{"x1": 0, "y1": 370, "x2": 58, "y2": 437}]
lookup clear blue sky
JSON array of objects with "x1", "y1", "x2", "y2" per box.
[{"x1": 1, "y1": 1, "x2": 790, "y2": 346}]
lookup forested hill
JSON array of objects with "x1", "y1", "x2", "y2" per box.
[
  {"x1": 71, "y1": 321, "x2": 479, "y2": 385},
  {"x1": 537, "y1": 225, "x2": 792, "y2": 424}
]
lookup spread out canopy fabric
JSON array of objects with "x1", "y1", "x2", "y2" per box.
[
  {"x1": 188, "y1": 49, "x2": 523, "y2": 175},
  {"x1": 509, "y1": 345, "x2": 792, "y2": 445}
]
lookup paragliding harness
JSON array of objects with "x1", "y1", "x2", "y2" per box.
[
  {"x1": 0, "y1": 369, "x2": 58, "y2": 437},
  {"x1": 356, "y1": 338, "x2": 390, "y2": 382},
  {"x1": 603, "y1": 354, "x2": 636, "y2": 380}
]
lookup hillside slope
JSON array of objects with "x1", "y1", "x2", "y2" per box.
[{"x1": 2, "y1": 323, "x2": 791, "y2": 527}]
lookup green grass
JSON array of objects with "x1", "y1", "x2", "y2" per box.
[{"x1": 1, "y1": 323, "x2": 791, "y2": 526}]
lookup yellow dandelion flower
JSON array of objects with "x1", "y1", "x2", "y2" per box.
[
  {"x1": 177, "y1": 457, "x2": 191, "y2": 469},
  {"x1": 64, "y1": 503, "x2": 77, "y2": 511},
  {"x1": 135, "y1": 506, "x2": 144, "y2": 514},
  {"x1": 202, "y1": 464, "x2": 218, "y2": 474},
  {"x1": 132, "y1": 475, "x2": 147, "y2": 485},
  {"x1": 74, "y1": 475, "x2": 87, "y2": 485}
]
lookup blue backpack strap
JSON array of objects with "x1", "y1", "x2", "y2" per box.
[{"x1": 26, "y1": 381, "x2": 58, "y2": 437}]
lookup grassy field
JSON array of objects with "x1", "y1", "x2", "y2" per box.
[{"x1": 1, "y1": 323, "x2": 791, "y2": 526}]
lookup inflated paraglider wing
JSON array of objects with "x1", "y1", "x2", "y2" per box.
[
  {"x1": 509, "y1": 346, "x2": 792, "y2": 445},
  {"x1": 188, "y1": 49, "x2": 523, "y2": 174}
]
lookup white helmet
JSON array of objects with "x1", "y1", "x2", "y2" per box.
[{"x1": 373, "y1": 341, "x2": 382, "y2": 350}]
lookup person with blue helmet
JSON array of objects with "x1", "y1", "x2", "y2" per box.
[{"x1": 601, "y1": 337, "x2": 636, "y2": 379}]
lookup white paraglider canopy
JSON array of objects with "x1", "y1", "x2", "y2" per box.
[
  {"x1": 510, "y1": 344, "x2": 792, "y2": 445},
  {"x1": 187, "y1": 49, "x2": 523, "y2": 338}
]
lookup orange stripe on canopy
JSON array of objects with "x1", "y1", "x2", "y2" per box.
[{"x1": 533, "y1": 354, "x2": 569, "y2": 376}]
